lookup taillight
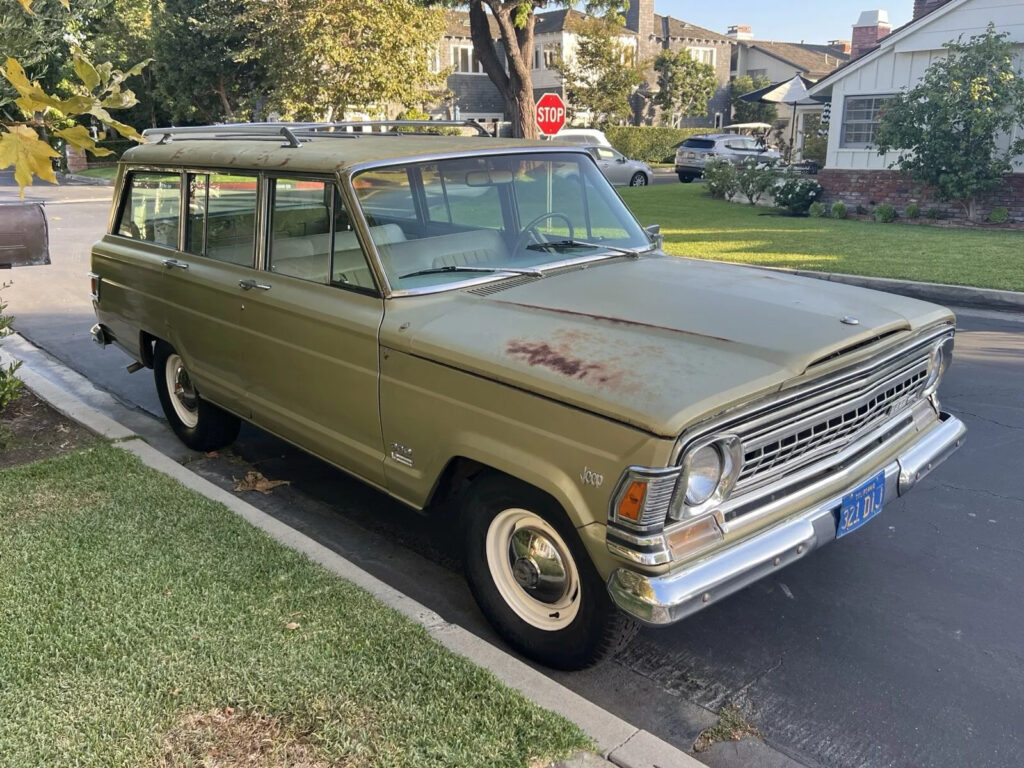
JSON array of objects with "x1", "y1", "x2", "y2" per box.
[{"x1": 89, "y1": 272, "x2": 101, "y2": 302}]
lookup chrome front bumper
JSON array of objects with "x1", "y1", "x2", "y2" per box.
[{"x1": 607, "y1": 411, "x2": 966, "y2": 626}]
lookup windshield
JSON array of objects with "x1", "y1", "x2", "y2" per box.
[{"x1": 350, "y1": 152, "x2": 652, "y2": 292}]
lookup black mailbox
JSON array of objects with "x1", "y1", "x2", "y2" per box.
[{"x1": 0, "y1": 201, "x2": 51, "y2": 268}]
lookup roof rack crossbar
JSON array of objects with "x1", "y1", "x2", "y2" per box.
[{"x1": 142, "y1": 119, "x2": 493, "y2": 145}]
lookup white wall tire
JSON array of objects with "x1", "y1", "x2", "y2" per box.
[
  {"x1": 153, "y1": 341, "x2": 240, "y2": 452},
  {"x1": 463, "y1": 474, "x2": 638, "y2": 670},
  {"x1": 484, "y1": 508, "x2": 581, "y2": 631},
  {"x1": 164, "y1": 352, "x2": 200, "y2": 429}
]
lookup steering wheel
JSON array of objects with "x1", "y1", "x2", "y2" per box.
[{"x1": 513, "y1": 212, "x2": 575, "y2": 253}]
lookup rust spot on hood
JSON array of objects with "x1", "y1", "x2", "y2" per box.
[
  {"x1": 506, "y1": 340, "x2": 604, "y2": 380},
  {"x1": 494, "y1": 300, "x2": 734, "y2": 344}
]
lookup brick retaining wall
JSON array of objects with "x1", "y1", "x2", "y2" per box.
[{"x1": 817, "y1": 169, "x2": 1024, "y2": 221}]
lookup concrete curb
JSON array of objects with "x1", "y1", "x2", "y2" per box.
[
  {"x1": 6, "y1": 343, "x2": 704, "y2": 768},
  {"x1": 729, "y1": 262, "x2": 1024, "y2": 313},
  {"x1": 57, "y1": 172, "x2": 114, "y2": 186}
]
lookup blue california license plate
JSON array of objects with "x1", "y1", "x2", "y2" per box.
[{"x1": 836, "y1": 470, "x2": 886, "y2": 538}]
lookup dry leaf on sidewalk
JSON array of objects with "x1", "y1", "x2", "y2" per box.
[{"x1": 233, "y1": 471, "x2": 290, "y2": 495}]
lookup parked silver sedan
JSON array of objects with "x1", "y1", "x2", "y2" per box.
[{"x1": 586, "y1": 146, "x2": 652, "y2": 186}]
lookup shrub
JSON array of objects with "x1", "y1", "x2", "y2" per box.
[
  {"x1": 831, "y1": 201, "x2": 848, "y2": 219},
  {"x1": 605, "y1": 125, "x2": 709, "y2": 163},
  {"x1": 0, "y1": 286, "x2": 23, "y2": 412},
  {"x1": 703, "y1": 159, "x2": 738, "y2": 200},
  {"x1": 926, "y1": 207, "x2": 942, "y2": 219},
  {"x1": 987, "y1": 206, "x2": 1010, "y2": 223},
  {"x1": 808, "y1": 202, "x2": 827, "y2": 217},
  {"x1": 734, "y1": 159, "x2": 776, "y2": 205},
  {"x1": 772, "y1": 172, "x2": 823, "y2": 215},
  {"x1": 905, "y1": 202, "x2": 921, "y2": 219},
  {"x1": 875, "y1": 204, "x2": 896, "y2": 223}
]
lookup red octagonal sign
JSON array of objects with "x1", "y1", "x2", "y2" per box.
[{"x1": 536, "y1": 93, "x2": 566, "y2": 135}]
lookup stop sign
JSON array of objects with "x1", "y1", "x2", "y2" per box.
[{"x1": 536, "y1": 93, "x2": 566, "y2": 135}]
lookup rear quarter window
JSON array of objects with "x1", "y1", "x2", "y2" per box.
[
  {"x1": 116, "y1": 171, "x2": 182, "y2": 247},
  {"x1": 682, "y1": 138, "x2": 716, "y2": 150}
]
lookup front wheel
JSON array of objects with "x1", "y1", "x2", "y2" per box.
[
  {"x1": 153, "y1": 341, "x2": 240, "y2": 452},
  {"x1": 629, "y1": 172, "x2": 649, "y2": 187},
  {"x1": 463, "y1": 475, "x2": 638, "y2": 669}
]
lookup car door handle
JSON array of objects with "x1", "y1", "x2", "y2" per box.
[
  {"x1": 238, "y1": 278, "x2": 271, "y2": 291},
  {"x1": 162, "y1": 258, "x2": 189, "y2": 270}
]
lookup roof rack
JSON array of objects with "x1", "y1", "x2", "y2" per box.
[{"x1": 142, "y1": 120, "x2": 494, "y2": 146}]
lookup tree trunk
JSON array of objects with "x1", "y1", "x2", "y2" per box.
[
  {"x1": 217, "y1": 76, "x2": 234, "y2": 121},
  {"x1": 470, "y1": 1, "x2": 539, "y2": 139}
]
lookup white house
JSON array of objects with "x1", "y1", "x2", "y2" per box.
[{"x1": 806, "y1": 0, "x2": 1024, "y2": 217}]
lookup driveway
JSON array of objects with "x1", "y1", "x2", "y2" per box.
[{"x1": 4, "y1": 172, "x2": 1023, "y2": 768}]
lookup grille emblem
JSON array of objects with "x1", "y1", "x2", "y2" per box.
[{"x1": 841, "y1": 316, "x2": 860, "y2": 325}]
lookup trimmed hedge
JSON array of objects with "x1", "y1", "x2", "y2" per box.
[{"x1": 605, "y1": 125, "x2": 710, "y2": 163}]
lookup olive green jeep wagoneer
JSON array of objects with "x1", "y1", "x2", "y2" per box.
[{"x1": 90, "y1": 121, "x2": 966, "y2": 669}]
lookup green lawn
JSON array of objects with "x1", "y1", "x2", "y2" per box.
[
  {"x1": 75, "y1": 165, "x2": 118, "y2": 180},
  {"x1": 619, "y1": 184, "x2": 1024, "y2": 292},
  {"x1": 0, "y1": 445, "x2": 591, "y2": 768}
]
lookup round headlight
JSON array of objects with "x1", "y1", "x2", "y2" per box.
[
  {"x1": 924, "y1": 336, "x2": 955, "y2": 395},
  {"x1": 684, "y1": 444, "x2": 723, "y2": 506}
]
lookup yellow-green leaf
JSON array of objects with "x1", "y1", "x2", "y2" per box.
[
  {"x1": 54, "y1": 125, "x2": 114, "y2": 157},
  {"x1": 58, "y1": 0, "x2": 69, "y2": 8},
  {"x1": 0, "y1": 125, "x2": 59, "y2": 198},
  {"x1": 73, "y1": 54, "x2": 100, "y2": 91},
  {"x1": 89, "y1": 106, "x2": 144, "y2": 141},
  {"x1": 17, "y1": 0, "x2": 33, "y2": 12}
]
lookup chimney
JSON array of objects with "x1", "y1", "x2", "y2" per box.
[
  {"x1": 625, "y1": 0, "x2": 656, "y2": 58},
  {"x1": 828, "y1": 39, "x2": 852, "y2": 55},
  {"x1": 727, "y1": 24, "x2": 754, "y2": 40},
  {"x1": 851, "y1": 10, "x2": 891, "y2": 58},
  {"x1": 913, "y1": 0, "x2": 952, "y2": 20}
]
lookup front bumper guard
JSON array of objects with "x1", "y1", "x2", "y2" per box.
[{"x1": 607, "y1": 412, "x2": 966, "y2": 626}]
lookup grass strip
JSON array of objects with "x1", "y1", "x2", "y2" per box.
[
  {"x1": 0, "y1": 444, "x2": 592, "y2": 768},
  {"x1": 620, "y1": 184, "x2": 1024, "y2": 293}
]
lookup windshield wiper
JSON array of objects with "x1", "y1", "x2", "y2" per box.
[
  {"x1": 399, "y1": 265, "x2": 544, "y2": 280},
  {"x1": 525, "y1": 239, "x2": 652, "y2": 258}
]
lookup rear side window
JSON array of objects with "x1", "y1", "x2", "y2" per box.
[
  {"x1": 682, "y1": 138, "x2": 715, "y2": 149},
  {"x1": 116, "y1": 172, "x2": 181, "y2": 247},
  {"x1": 185, "y1": 172, "x2": 258, "y2": 267}
]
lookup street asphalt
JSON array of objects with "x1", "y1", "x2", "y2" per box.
[{"x1": 3, "y1": 172, "x2": 1023, "y2": 768}]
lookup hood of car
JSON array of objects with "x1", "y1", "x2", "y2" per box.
[{"x1": 385, "y1": 256, "x2": 952, "y2": 437}]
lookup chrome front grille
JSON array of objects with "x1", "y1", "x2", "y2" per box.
[{"x1": 731, "y1": 346, "x2": 935, "y2": 495}]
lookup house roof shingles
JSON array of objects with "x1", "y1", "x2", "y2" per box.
[
  {"x1": 745, "y1": 40, "x2": 850, "y2": 79},
  {"x1": 654, "y1": 15, "x2": 732, "y2": 44}
]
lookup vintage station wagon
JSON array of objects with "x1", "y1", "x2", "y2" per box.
[{"x1": 90, "y1": 121, "x2": 966, "y2": 669}]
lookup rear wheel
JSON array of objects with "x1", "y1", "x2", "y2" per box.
[
  {"x1": 678, "y1": 172, "x2": 695, "y2": 183},
  {"x1": 462, "y1": 474, "x2": 637, "y2": 669},
  {"x1": 154, "y1": 341, "x2": 240, "y2": 451},
  {"x1": 629, "y1": 172, "x2": 649, "y2": 187}
]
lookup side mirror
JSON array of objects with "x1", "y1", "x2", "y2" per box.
[
  {"x1": 616, "y1": 156, "x2": 626, "y2": 163},
  {"x1": 644, "y1": 224, "x2": 663, "y2": 250}
]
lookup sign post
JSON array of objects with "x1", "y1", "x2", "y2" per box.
[{"x1": 535, "y1": 93, "x2": 567, "y2": 136}]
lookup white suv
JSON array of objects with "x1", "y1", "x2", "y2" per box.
[{"x1": 674, "y1": 134, "x2": 781, "y2": 182}]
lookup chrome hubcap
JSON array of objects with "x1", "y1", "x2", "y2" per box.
[
  {"x1": 173, "y1": 365, "x2": 198, "y2": 411},
  {"x1": 165, "y1": 353, "x2": 199, "y2": 429},
  {"x1": 508, "y1": 527, "x2": 568, "y2": 604},
  {"x1": 485, "y1": 508, "x2": 581, "y2": 631}
]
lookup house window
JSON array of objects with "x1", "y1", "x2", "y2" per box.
[
  {"x1": 452, "y1": 45, "x2": 485, "y2": 74},
  {"x1": 427, "y1": 46, "x2": 441, "y2": 74},
  {"x1": 687, "y1": 47, "x2": 716, "y2": 67},
  {"x1": 841, "y1": 95, "x2": 891, "y2": 147},
  {"x1": 533, "y1": 43, "x2": 561, "y2": 70}
]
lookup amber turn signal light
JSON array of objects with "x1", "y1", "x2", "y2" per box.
[{"x1": 617, "y1": 480, "x2": 647, "y2": 522}]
